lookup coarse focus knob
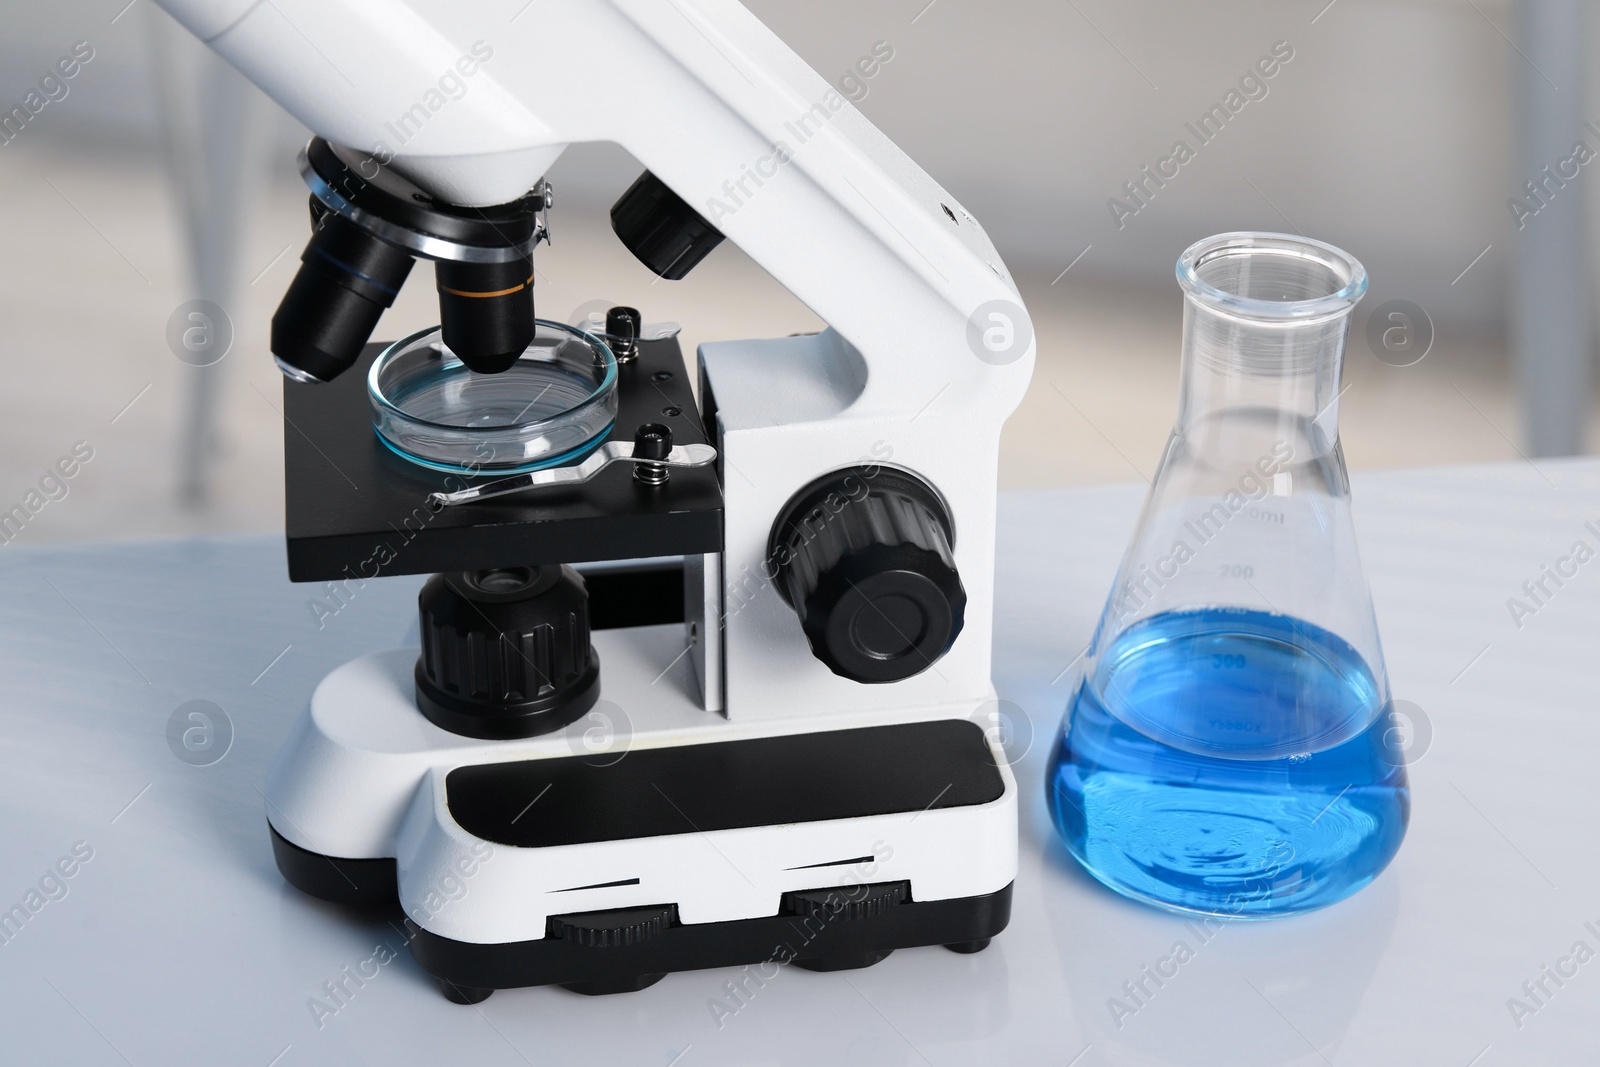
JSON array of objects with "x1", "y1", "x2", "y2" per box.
[
  {"x1": 769, "y1": 468, "x2": 966, "y2": 684},
  {"x1": 415, "y1": 566, "x2": 600, "y2": 740}
]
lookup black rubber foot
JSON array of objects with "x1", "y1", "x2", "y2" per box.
[
  {"x1": 792, "y1": 949, "x2": 893, "y2": 972},
  {"x1": 943, "y1": 938, "x2": 991, "y2": 954},
  {"x1": 438, "y1": 979, "x2": 494, "y2": 1005},
  {"x1": 561, "y1": 973, "x2": 667, "y2": 996}
]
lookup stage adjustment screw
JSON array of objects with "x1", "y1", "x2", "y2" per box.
[
  {"x1": 606, "y1": 305, "x2": 641, "y2": 362},
  {"x1": 632, "y1": 423, "x2": 672, "y2": 486}
]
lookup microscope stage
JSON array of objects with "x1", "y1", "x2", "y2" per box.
[{"x1": 281, "y1": 337, "x2": 723, "y2": 582}]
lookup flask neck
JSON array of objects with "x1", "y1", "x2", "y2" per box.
[{"x1": 1174, "y1": 233, "x2": 1366, "y2": 461}]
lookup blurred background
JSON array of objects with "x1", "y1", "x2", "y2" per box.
[{"x1": 0, "y1": 0, "x2": 1595, "y2": 543}]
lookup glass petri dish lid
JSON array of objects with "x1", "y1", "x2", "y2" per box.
[{"x1": 369, "y1": 321, "x2": 617, "y2": 474}]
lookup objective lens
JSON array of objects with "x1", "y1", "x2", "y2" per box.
[
  {"x1": 271, "y1": 203, "x2": 414, "y2": 383},
  {"x1": 436, "y1": 254, "x2": 535, "y2": 375},
  {"x1": 611, "y1": 170, "x2": 725, "y2": 280}
]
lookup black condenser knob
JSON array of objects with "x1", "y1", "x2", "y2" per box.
[
  {"x1": 415, "y1": 566, "x2": 600, "y2": 740},
  {"x1": 610, "y1": 171, "x2": 725, "y2": 280},
  {"x1": 769, "y1": 468, "x2": 966, "y2": 684}
]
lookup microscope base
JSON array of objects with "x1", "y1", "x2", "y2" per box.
[
  {"x1": 270, "y1": 825, "x2": 1009, "y2": 998},
  {"x1": 411, "y1": 882, "x2": 1012, "y2": 999},
  {"x1": 264, "y1": 638, "x2": 1017, "y2": 1000}
]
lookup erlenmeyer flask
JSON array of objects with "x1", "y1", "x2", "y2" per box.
[{"x1": 1047, "y1": 232, "x2": 1408, "y2": 918}]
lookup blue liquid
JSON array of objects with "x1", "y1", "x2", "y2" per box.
[{"x1": 1047, "y1": 608, "x2": 1409, "y2": 917}]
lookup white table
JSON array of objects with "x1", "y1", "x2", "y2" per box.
[{"x1": 1, "y1": 459, "x2": 1596, "y2": 1066}]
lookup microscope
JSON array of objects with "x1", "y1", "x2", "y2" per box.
[{"x1": 155, "y1": 0, "x2": 1035, "y2": 1000}]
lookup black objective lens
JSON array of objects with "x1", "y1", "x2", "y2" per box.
[
  {"x1": 611, "y1": 170, "x2": 725, "y2": 280},
  {"x1": 270, "y1": 201, "x2": 415, "y2": 383},
  {"x1": 436, "y1": 254, "x2": 535, "y2": 374}
]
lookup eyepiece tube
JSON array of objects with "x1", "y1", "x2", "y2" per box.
[
  {"x1": 270, "y1": 203, "x2": 415, "y2": 383},
  {"x1": 435, "y1": 254, "x2": 535, "y2": 374}
]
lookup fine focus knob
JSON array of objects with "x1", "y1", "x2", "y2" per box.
[
  {"x1": 415, "y1": 566, "x2": 600, "y2": 739},
  {"x1": 770, "y1": 468, "x2": 966, "y2": 684}
]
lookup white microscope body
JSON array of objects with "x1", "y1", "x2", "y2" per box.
[{"x1": 155, "y1": 0, "x2": 1034, "y2": 997}]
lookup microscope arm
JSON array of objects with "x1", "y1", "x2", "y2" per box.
[{"x1": 151, "y1": 0, "x2": 1034, "y2": 420}]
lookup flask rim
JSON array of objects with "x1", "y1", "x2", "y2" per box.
[{"x1": 1176, "y1": 231, "x2": 1368, "y2": 322}]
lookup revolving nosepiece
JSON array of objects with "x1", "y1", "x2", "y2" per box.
[{"x1": 273, "y1": 137, "x2": 549, "y2": 382}]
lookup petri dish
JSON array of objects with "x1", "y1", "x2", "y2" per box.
[{"x1": 369, "y1": 321, "x2": 617, "y2": 474}]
